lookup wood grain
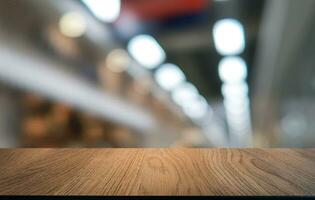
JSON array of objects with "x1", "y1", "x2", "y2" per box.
[{"x1": 0, "y1": 148, "x2": 314, "y2": 195}]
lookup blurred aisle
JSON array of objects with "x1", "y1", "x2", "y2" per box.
[{"x1": 0, "y1": 0, "x2": 314, "y2": 148}]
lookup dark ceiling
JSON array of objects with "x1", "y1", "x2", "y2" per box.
[
  {"x1": 114, "y1": 0, "x2": 266, "y2": 101},
  {"x1": 0, "y1": 0, "x2": 266, "y2": 103}
]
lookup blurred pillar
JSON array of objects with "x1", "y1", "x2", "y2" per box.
[
  {"x1": 0, "y1": 86, "x2": 19, "y2": 147},
  {"x1": 252, "y1": 0, "x2": 315, "y2": 147}
]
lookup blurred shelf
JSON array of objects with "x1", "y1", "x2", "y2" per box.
[
  {"x1": 0, "y1": 148, "x2": 314, "y2": 195},
  {"x1": 0, "y1": 31, "x2": 156, "y2": 132}
]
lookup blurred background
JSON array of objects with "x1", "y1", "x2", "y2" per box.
[{"x1": 0, "y1": 0, "x2": 314, "y2": 148}]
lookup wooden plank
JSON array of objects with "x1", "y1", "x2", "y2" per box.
[{"x1": 0, "y1": 148, "x2": 314, "y2": 195}]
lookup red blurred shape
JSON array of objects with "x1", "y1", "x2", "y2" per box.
[{"x1": 121, "y1": 0, "x2": 210, "y2": 21}]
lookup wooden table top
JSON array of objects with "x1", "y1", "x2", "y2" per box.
[{"x1": 0, "y1": 148, "x2": 314, "y2": 196}]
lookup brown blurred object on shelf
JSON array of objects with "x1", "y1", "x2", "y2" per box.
[
  {"x1": 22, "y1": 94, "x2": 47, "y2": 113},
  {"x1": 97, "y1": 59, "x2": 126, "y2": 96},
  {"x1": 82, "y1": 125, "x2": 106, "y2": 146},
  {"x1": 79, "y1": 113, "x2": 109, "y2": 146},
  {"x1": 22, "y1": 116, "x2": 48, "y2": 139},
  {"x1": 47, "y1": 103, "x2": 74, "y2": 143},
  {"x1": 82, "y1": 123, "x2": 105, "y2": 146},
  {"x1": 172, "y1": 128, "x2": 208, "y2": 147},
  {"x1": 50, "y1": 103, "x2": 72, "y2": 125},
  {"x1": 127, "y1": 79, "x2": 151, "y2": 107},
  {"x1": 44, "y1": 24, "x2": 80, "y2": 59},
  {"x1": 151, "y1": 96, "x2": 179, "y2": 127},
  {"x1": 107, "y1": 127, "x2": 140, "y2": 147},
  {"x1": 105, "y1": 49, "x2": 130, "y2": 73}
]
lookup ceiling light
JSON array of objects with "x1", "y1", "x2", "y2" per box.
[
  {"x1": 183, "y1": 96, "x2": 209, "y2": 119},
  {"x1": 213, "y1": 18, "x2": 245, "y2": 55},
  {"x1": 127, "y1": 35, "x2": 166, "y2": 69},
  {"x1": 218, "y1": 56, "x2": 247, "y2": 83},
  {"x1": 171, "y1": 82, "x2": 198, "y2": 107},
  {"x1": 221, "y1": 81, "x2": 248, "y2": 98},
  {"x1": 59, "y1": 12, "x2": 87, "y2": 38},
  {"x1": 225, "y1": 104, "x2": 249, "y2": 117},
  {"x1": 154, "y1": 63, "x2": 185, "y2": 91},
  {"x1": 223, "y1": 97, "x2": 249, "y2": 118},
  {"x1": 224, "y1": 96, "x2": 249, "y2": 109},
  {"x1": 81, "y1": 0, "x2": 121, "y2": 23}
]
